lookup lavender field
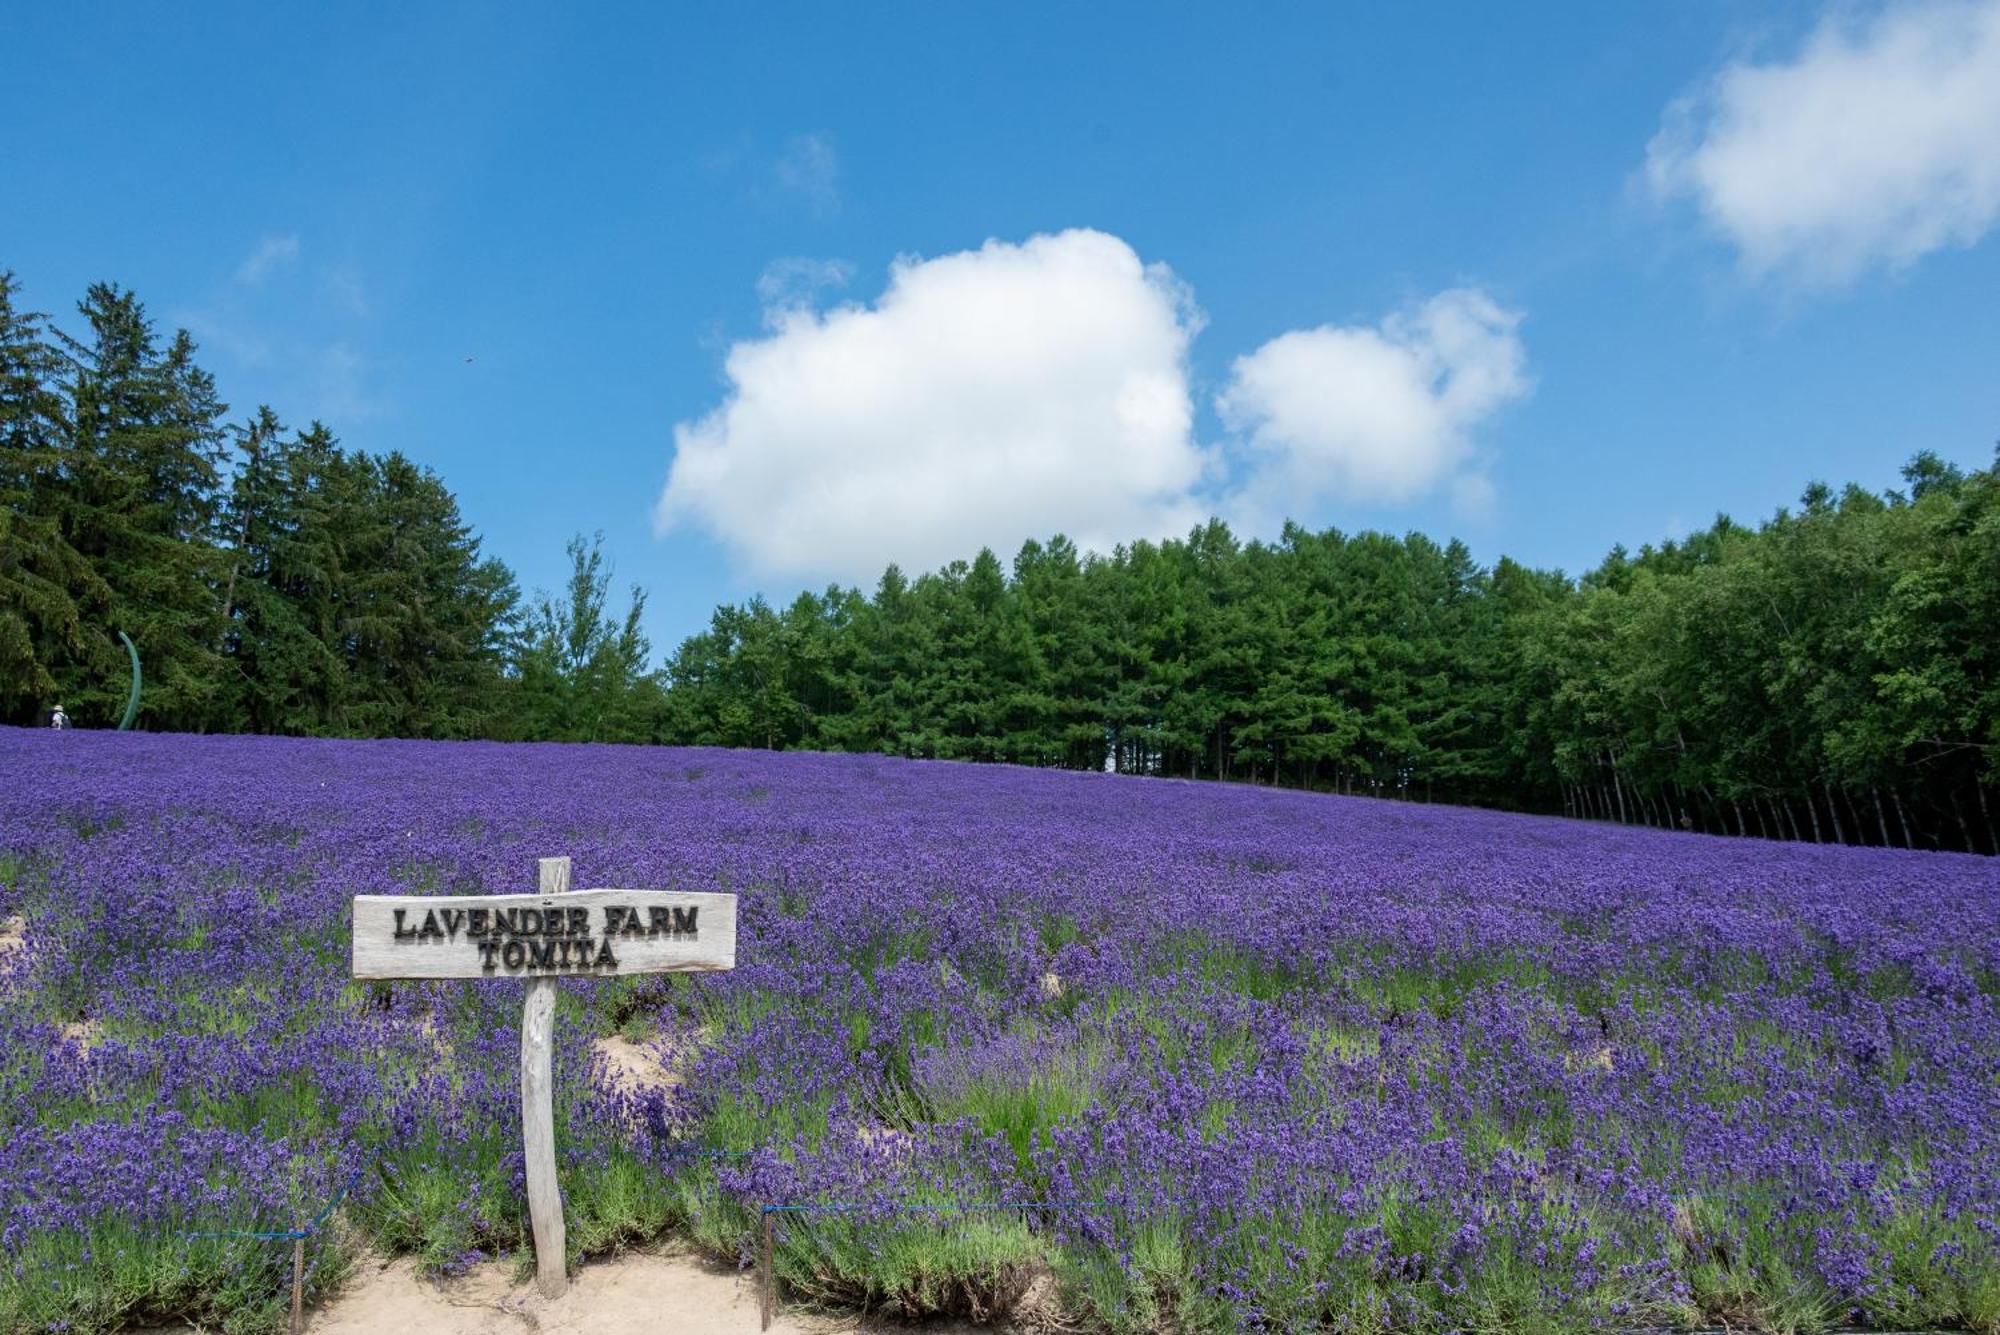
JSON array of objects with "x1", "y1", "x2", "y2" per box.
[{"x1": 2, "y1": 729, "x2": 1997, "y2": 1333}]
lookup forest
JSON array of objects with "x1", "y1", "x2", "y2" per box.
[{"x1": 4, "y1": 270, "x2": 1995, "y2": 852}]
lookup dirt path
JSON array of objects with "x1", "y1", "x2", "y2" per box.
[{"x1": 309, "y1": 1248, "x2": 1003, "y2": 1335}]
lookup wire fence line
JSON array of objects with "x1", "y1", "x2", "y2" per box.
[
  {"x1": 168, "y1": 1142, "x2": 1136, "y2": 1333},
  {"x1": 182, "y1": 1152, "x2": 381, "y2": 1243},
  {"x1": 761, "y1": 1196, "x2": 1119, "y2": 1217},
  {"x1": 179, "y1": 1142, "x2": 752, "y2": 1242}
]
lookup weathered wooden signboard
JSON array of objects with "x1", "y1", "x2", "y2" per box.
[
  {"x1": 351, "y1": 858, "x2": 736, "y2": 1298},
  {"x1": 352, "y1": 888, "x2": 736, "y2": 979}
]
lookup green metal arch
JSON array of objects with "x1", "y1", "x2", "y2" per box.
[{"x1": 116, "y1": 630, "x2": 141, "y2": 731}]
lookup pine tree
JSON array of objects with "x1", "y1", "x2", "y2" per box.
[
  {"x1": 0, "y1": 272, "x2": 110, "y2": 723},
  {"x1": 55, "y1": 284, "x2": 229, "y2": 729},
  {"x1": 336, "y1": 452, "x2": 517, "y2": 738}
]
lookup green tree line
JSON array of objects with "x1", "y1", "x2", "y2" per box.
[
  {"x1": 4, "y1": 270, "x2": 1994, "y2": 851},
  {"x1": 661, "y1": 472, "x2": 1997, "y2": 855},
  {"x1": 0, "y1": 271, "x2": 645, "y2": 741}
]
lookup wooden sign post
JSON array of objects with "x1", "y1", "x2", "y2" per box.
[{"x1": 352, "y1": 856, "x2": 736, "y2": 1297}]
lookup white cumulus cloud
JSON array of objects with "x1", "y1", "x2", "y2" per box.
[
  {"x1": 661, "y1": 232, "x2": 1530, "y2": 581},
  {"x1": 1217, "y1": 289, "x2": 1528, "y2": 525},
  {"x1": 1646, "y1": 0, "x2": 2000, "y2": 286},
  {"x1": 657, "y1": 229, "x2": 1210, "y2": 581}
]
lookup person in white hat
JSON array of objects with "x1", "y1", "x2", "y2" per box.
[{"x1": 49, "y1": 702, "x2": 70, "y2": 730}]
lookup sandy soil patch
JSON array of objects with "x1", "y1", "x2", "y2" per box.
[
  {"x1": 1563, "y1": 1043, "x2": 1617, "y2": 1073},
  {"x1": 592, "y1": 1031, "x2": 682, "y2": 1096},
  {"x1": 307, "y1": 1248, "x2": 1013, "y2": 1334},
  {"x1": 0, "y1": 915, "x2": 24, "y2": 961}
]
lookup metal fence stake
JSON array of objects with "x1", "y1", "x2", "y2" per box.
[
  {"x1": 760, "y1": 1210, "x2": 775, "y2": 1330},
  {"x1": 290, "y1": 1233, "x2": 305, "y2": 1334}
]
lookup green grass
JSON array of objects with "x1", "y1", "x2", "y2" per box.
[
  {"x1": 351, "y1": 1129, "x2": 524, "y2": 1274},
  {"x1": 1669, "y1": 1193, "x2": 1837, "y2": 1334},
  {"x1": 0, "y1": 1224, "x2": 351, "y2": 1335},
  {"x1": 923, "y1": 1035, "x2": 1105, "y2": 1187},
  {"x1": 565, "y1": 1148, "x2": 681, "y2": 1261},
  {"x1": 770, "y1": 1203, "x2": 1045, "y2": 1320}
]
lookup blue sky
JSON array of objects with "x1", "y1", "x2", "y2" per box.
[{"x1": 6, "y1": 2, "x2": 1998, "y2": 657}]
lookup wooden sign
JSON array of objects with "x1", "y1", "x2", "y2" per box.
[
  {"x1": 352, "y1": 889, "x2": 736, "y2": 979},
  {"x1": 350, "y1": 858, "x2": 737, "y2": 1299}
]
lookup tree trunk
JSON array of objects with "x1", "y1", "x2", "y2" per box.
[
  {"x1": 1733, "y1": 800, "x2": 1747, "y2": 837},
  {"x1": 1948, "y1": 787, "x2": 1974, "y2": 854},
  {"x1": 1822, "y1": 779, "x2": 1846, "y2": 845},
  {"x1": 1842, "y1": 787, "x2": 1869, "y2": 845},
  {"x1": 1781, "y1": 798, "x2": 1802, "y2": 843},
  {"x1": 1872, "y1": 788, "x2": 1894, "y2": 846},
  {"x1": 1804, "y1": 791, "x2": 1823, "y2": 843},
  {"x1": 1608, "y1": 754, "x2": 1630, "y2": 825},
  {"x1": 1752, "y1": 800, "x2": 1770, "y2": 840},
  {"x1": 1891, "y1": 790, "x2": 1915, "y2": 849}
]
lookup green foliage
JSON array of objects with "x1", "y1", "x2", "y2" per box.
[
  {"x1": 513, "y1": 531, "x2": 666, "y2": 742},
  {"x1": 655, "y1": 451, "x2": 2000, "y2": 852},
  {"x1": 0, "y1": 272, "x2": 523, "y2": 737},
  {"x1": 0, "y1": 1225, "x2": 348, "y2": 1335},
  {"x1": 771, "y1": 1207, "x2": 1045, "y2": 1321},
  {"x1": 563, "y1": 1148, "x2": 680, "y2": 1260},
  {"x1": 355, "y1": 1130, "x2": 525, "y2": 1273}
]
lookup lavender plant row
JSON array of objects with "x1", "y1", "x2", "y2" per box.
[{"x1": 1, "y1": 729, "x2": 1996, "y2": 1332}]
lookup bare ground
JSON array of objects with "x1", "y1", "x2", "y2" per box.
[{"x1": 306, "y1": 1247, "x2": 1019, "y2": 1335}]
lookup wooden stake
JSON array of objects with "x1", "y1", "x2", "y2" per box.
[
  {"x1": 760, "y1": 1210, "x2": 775, "y2": 1330},
  {"x1": 290, "y1": 1233, "x2": 305, "y2": 1334},
  {"x1": 523, "y1": 856, "x2": 571, "y2": 1298}
]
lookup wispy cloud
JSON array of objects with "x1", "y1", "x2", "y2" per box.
[
  {"x1": 322, "y1": 268, "x2": 369, "y2": 318},
  {"x1": 179, "y1": 238, "x2": 389, "y2": 428},
  {"x1": 310, "y1": 341, "x2": 388, "y2": 423},
  {"x1": 755, "y1": 256, "x2": 854, "y2": 319},
  {"x1": 234, "y1": 234, "x2": 301, "y2": 286},
  {"x1": 773, "y1": 132, "x2": 840, "y2": 217},
  {"x1": 180, "y1": 311, "x2": 273, "y2": 368}
]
